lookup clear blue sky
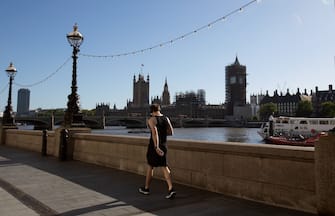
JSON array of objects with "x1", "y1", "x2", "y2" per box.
[{"x1": 0, "y1": 0, "x2": 334, "y2": 111}]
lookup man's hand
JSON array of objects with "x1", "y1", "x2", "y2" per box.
[{"x1": 155, "y1": 147, "x2": 164, "y2": 156}]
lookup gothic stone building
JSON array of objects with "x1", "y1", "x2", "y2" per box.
[
  {"x1": 312, "y1": 84, "x2": 335, "y2": 116},
  {"x1": 260, "y1": 88, "x2": 311, "y2": 117},
  {"x1": 132, "y1": 74, "x2": 149, "y2": 107}
]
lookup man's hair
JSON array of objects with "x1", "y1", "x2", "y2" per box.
[{"x1": 150, "y1": 104, "x2": 161, "y2": 113}]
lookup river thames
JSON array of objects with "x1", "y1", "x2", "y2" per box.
[{"x1": 92, "y1": 126, "x2": 265, "y2": 144}]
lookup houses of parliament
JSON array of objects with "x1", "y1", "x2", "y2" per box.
[
  {"x1": 96, "y1": 57, "x2": 335, "y2": 120},
  {"x1": 96, "y1": 57, "x2": 245, "y2": 120}
]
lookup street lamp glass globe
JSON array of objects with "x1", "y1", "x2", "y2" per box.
[
  {"x1": 67, "y1": 23, "x2": 84, "y2": 48},
  {"x1": 5, "y1": 62, "x2": 17, "y2": 77}
]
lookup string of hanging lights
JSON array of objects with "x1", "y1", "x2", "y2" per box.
[
  {"x1": 10, "y1": 0, "x2": 260, "y2": 88},
  {"x1": 14, "y1": 57, "x2": 72, "y2": 88},
  {"x1": 80, "y1": 0, "x2": 259, "y2": 58}
]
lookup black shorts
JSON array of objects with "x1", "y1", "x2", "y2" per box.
[{"x1": 146, "y1": 143, "x2": 167, "y2": 167}]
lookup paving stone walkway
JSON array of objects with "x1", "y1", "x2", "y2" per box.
[{"x1": 0, "y1": 145, "x2": 316, "y2": 216}]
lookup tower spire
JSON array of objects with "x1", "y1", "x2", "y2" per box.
[
  {"x1": 162, "y1": 77, "x2": 170, "y2": 105},
  {"x1": 164, "y1": 77, "x2": 169, "y2": 91},
  {"x1": 234, "y1": 55, "x2": 240, "y2": 65}
]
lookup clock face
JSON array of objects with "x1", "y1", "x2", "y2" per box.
[{"x1": 230, "y1": 76, "x2": 236, "y2": 84}]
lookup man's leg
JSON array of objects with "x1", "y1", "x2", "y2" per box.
[
  {"x1": 139, "y1": 165, "x2": 153, "y2": 195},
  {"x1": 162, "y1": 166, "x2": 173, "y2": 190},
  {"x1": 145, "y1": 165, "x2": 154, "y2": 189},
  {"x1": 162, "y1": 166, "x2": 176, "y2": 199}
]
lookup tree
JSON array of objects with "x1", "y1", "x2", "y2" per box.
[
  {"x1": 320, "y1": 101, "x2": 335, "y2": 117},
  {"x1": 259, "y1": 103, "x2": 277, "y2": 121},
  {"x1": 82, "y1": 109, "x2": 96, "y2": 116},
  {"x1": 295, "y1": 100, "x2": 313, "y2": 117}
]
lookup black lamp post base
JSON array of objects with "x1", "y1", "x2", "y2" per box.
[
  {"x1": 2, "y1": 111, "x2": 15, "y2": 127},
  {"x1": 64, "y1": 112, "x2": 86, "y2": 128},
  {"x1": 71, "y1": 113, "x2": 86, "y2": 127}
]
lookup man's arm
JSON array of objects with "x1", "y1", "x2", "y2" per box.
[
  {"x1": 166, "y1": 117, "x2": 174, "y2": 136},
  {"x1": 148, "y1": 117, "x2": 164, "y2": 156},
  {"x1": 148, "y1": 117, "x2": 159, "y2": 147}
]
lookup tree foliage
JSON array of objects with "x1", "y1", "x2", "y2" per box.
[
  {"x1": 320, "y1": 101, "x2": 335, "y2": 117},
  {"x1": 82, "y1": 109, "x2": 96, "y2": 116},
  {"x1": 295, "y1": 100, "x2": 313, "y2": 117},
  {"x1": 259, "y1": 103, "x2": 277, "y2": 121}
]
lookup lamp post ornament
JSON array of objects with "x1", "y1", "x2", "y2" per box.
[{"x1": 64, "y1": 23, "x2": 85, "y2": 127}]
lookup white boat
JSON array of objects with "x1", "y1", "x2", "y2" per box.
[{"x1": 258, "y1": 116, "x2": 335, "y2": 139}]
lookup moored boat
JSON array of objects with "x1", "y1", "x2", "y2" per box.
[
  {"x1": 258, "y1": 115, "x2": 335, "y2": 139},
  {"x1": 265, "y1": 135, "x2": 318, "y2": 146}
]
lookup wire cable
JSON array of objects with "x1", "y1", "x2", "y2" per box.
[
  {"x1": 11, "y1": 1, "x2": 259, "y2": 88},
  {"x1": 80, "y1": 0, "x2": 259, "y2": 58},
  {"x1": 14, "y1": 57, "x2": 71, "y2": 88}
]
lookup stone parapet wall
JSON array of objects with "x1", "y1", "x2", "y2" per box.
[
  {"x1": 73, "y1": 134, "x2": 148, "y2": 175},
  {"x1": 3, "y1": 129, "x2": 317, "y2": 213},
  {"x1": 315, "y1": 133, "x2": 335, "y2": 215},
  {"x1": 72, "y1": 133, "x2": 316, "y2": 213},
  {"x1": 5, "y1": 129, "x2": 56, "y2": 154}
]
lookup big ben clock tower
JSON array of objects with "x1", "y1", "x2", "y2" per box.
[{"x1": 225, "y1": 56, "x2": 247, "y2": 116}]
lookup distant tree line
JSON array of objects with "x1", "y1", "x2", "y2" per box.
[
  {"x1": 259, "y1": 101, "x2": 335, "y2": 120},
  {"x1": 35, "y1": 109, "x2": 96, "y2": 117}
]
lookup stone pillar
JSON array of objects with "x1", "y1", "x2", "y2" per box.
[
  {"x1": 315, "y1": 133, "x2": 335, "y2": 216},
  {"x1": 0, "y1": 125, "x2": 18, "y2": 145},
  {"x1": 49, "y1": 114, "x2": 55, "y2": 131},
  {"x1": 100, "y1": 114, "x2": 106, "y2": 129},
  {"x1": 0, "y1": 126, "x2": 5, "y2": 145}
]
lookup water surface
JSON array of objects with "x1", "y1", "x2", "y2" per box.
[{"x1": 92, "y1": 126, "x2": 264, "y2": 144}]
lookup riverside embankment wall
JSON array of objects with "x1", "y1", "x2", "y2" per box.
[{"x1": 3, "y1": 129, "x2": 317, "y2": 213}]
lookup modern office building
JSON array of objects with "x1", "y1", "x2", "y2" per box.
[{"x1": 17, "y1": 88, "x2": 30, "y2": 116}]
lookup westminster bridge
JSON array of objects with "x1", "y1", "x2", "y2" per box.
[{"x1": 7, "y1": 115, "x2": 261, "y2": 130}]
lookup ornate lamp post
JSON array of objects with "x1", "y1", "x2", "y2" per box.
[
  {"x1": 3, "y1": 62, "x2": 17, "y2": 126},
  {"x1": 64, "y1": 24, "x2": 84, "y2": 127}
]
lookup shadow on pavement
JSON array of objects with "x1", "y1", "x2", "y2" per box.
[{"x1": 0, "y1": 145, "x2": 316, "y2": 216}]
